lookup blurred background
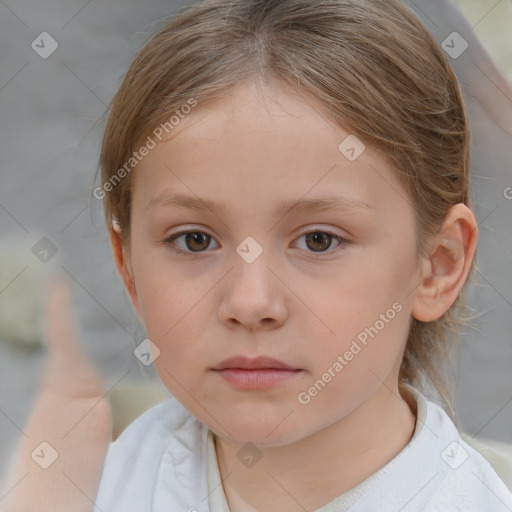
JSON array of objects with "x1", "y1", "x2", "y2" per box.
[{"x1": 1, "y1": 0, "x2": 511, "y2": 482}]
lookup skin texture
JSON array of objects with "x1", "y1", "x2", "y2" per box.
[{"x1": 109, "y1": 80, "x2": 478, "y2": 512}]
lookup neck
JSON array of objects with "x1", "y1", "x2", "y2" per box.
[{"x1": 214, "y1": 382, "x2": 417, "y2": 512}]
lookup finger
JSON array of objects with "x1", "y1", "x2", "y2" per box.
[
  {"x1": 44, "y1": 276, "x2": 80, "y2": 358},
  {"x1": 41, "y1": 276, "x2": 104, "y2": 399}
]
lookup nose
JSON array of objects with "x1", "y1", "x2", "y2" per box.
[{"x1": 217, "y1": 251, "x2": 288, "y2": 332}]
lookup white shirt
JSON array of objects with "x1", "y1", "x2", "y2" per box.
[{"x1": 94, "y1": 384, "x2": 512, "y2": 511}]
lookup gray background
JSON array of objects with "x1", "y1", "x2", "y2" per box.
[{"x1": 1, "y1": 0, "x2": 511, "y2": 479}]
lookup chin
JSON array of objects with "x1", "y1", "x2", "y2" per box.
[{"x1": 214, "y1": 416, "x2": 305, "y2": 448}]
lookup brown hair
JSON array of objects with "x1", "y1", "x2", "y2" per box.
[{"x1": 97, "y1": 0, "x2": 474, "y2": 417}]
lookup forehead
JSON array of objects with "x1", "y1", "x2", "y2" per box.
[{"x1": 132, "y1": 82, "x2": 412, "y2": 223}]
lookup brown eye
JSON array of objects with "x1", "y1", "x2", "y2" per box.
[
  {"x1": 164, "y1": 230, "x2": 218, "y2": 254},
  {"x1": 295, "y1": 230, "x2": 345, "y2": 254},
  {"x1": 184, "y1": 232, "x2": 210, "y2": 252},
  {"x1": 305, "y1": 232, "x2": 335, "y2": 252}
]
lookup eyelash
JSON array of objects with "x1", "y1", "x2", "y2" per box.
[{"x1": 163, "y1": 228, "x2": 349, "y2": 257}]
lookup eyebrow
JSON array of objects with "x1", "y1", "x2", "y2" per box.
[{"x1": 146, "y1": 193, "x2": 376, "y2": 217}]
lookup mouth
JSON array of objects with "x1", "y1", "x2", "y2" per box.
[
  {"x1": 212, "y1": 355, "x2": 302, "y2": 390},
  {"x1": 212, "y1": 355, "x2": 300, "y2": 371},
  {"x1": 212, "y1": 368, "x2": 302, "y2": 390}
]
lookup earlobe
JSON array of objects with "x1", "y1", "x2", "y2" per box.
[
  {"x1": 108, "y1": 224, "x2": 144, "y2": 322},
  {"x1": 411, "y1": 204, "x2": 478, "y2": 322}
]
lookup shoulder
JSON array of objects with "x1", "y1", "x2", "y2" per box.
[
  {"x1": 94, "y1": 397, "x2": 209, "y2": 512},
  {"x1": 112, "y1": 395, "x2": 197, "y2": 445},
  {"x1": 412, "y1": 388, "x2": 512, "y2": 511},
  {"x1": 425, "y1": 434, "x2": 512, "y2": 511},
  {"x1": 103, "y1": 396, "x2": 199, "y2": 464},
  {"x1": 351, "y1": 385, "x2": 512, "y2": 511}
]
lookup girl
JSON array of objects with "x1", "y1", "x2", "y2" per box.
[
  {"x1": 3, "y1": 0, "x2": 512, "y2": 510},
  {"x1": 92, "y1": 0, "x2": 512, "y2": 509}
]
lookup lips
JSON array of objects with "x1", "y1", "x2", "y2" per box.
[{"x1": 212, "y1": 355, "x2": 299, "y2": 370}]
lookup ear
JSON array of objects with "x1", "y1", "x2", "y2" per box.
[
  {"x1": 411, "y1": 203, "x2": 478, "y2": 322},
  {"x1": 109, "y1": 223, "x2": 143, "y2": 322}
]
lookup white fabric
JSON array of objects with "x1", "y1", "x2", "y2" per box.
[
  {"x1": 94, "y1": 385, "x2": 512, "y2": 511},
  {"x1": 205, "y1": 386, "x2": 423, "y2": 512}
]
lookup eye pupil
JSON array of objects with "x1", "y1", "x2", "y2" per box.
[
  {"x1": 186, "y1": 232, "x2": 210, "y2": 251},
  {"x1": 168, "y1": 230, "x2": 343, "y2": 256},
  {"x1": 306, "y1": 232, "x2": 332, "y2": 252}
]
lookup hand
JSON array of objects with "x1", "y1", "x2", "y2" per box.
[{"x1": 0, "y1": 278, "x2": 112, "y2": 512}]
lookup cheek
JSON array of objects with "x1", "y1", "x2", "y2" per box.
[
  {"x1": 314, "y1": 258, "x2": 411, "y2": 332},
  {"x1": 136, "y1": 274, "x2": 208, "y2": 351},
  {"x1": 312, "y1": 301, "x2": 408, "y2": 381},
  {"x1": 138, "y1": 278, "x2": 211, "y2": 398},
  {"x1": 295, "y1": 303, "x2": 409, "y2": 424},
  {"x1": 302, "y1": 248, "x2": 414, "y2": 376},
  {"x1": 130, "y1": 250, "x2": 215, "y2": 378}
]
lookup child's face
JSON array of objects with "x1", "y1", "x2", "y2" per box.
[{"x1": 120, "y1": 82, "x2": 425, "y2": 446}]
